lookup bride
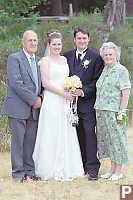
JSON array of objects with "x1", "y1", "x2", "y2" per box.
[{"x1": 33, "y1": 30, "x2": 84, "y2": 181}]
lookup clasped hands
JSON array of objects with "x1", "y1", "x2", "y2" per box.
[{"x1": 65, "y1": 89, "x2": 83, "y2": 101}]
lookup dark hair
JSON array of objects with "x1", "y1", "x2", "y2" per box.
[
  {"x1": 73, "y1": 26, "x2": 90, "y2": 38},
  {"x1": 47, "y1": 29, "x2": 59, "y2": 37},
  {"x1": 47, "y1": 29, "x2": 62, "y2": 44}
]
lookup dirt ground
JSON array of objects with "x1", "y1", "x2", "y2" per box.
[{"x1": 0, "y1": 127, "x2": 133, "y2": 200}]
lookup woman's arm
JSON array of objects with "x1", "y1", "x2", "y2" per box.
[
  {"x1": 120, "y1": 88, "x2": 130, "y2": 110},
  {"x1": 40, "y1": 58, "x2": 73, "y2": 101},
  {"x1": 117, "y1": 88, "x2": 130, "y2": 123}
]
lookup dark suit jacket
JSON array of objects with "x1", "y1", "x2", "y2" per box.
[
  {"x1": 1, "y1": 50, "x2": 42, "y2": 120},
  {"x1": 64, "y1": 48, "x2": 104, "y2": 117}
]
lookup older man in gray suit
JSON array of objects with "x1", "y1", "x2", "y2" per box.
[{"x1": 1, "y1": 30, "x2": 42, "y2": 182}]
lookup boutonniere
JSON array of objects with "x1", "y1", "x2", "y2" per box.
[
  {"x1": 38, "y1": 60, "x2": 41, "y2": 67},
  {"x1": 83, "y1": 59, "x2": 91, "y2": 69}
]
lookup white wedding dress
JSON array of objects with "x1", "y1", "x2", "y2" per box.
[{"x1": 33, "y1": 60, "x2": 84, "y2": 181}]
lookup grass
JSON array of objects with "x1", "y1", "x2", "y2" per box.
[{"x1": 0, "y1": 127, "x2": 133, "y2": 200}]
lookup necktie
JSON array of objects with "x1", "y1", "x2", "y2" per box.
[
  {"x1": 30, "y1": 56, "x2": 38, "y2": 94},
  {"x1": 77, "y1": 53, "x2": 82, "y2": 64}
]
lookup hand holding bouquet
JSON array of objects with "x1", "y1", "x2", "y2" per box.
[{"x1": 63, "y1": 75, "x2": 82, "y2": 127}]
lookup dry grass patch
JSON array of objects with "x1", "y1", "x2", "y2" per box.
[{"x1": 0, "y1": 127, "x2": 133, "y2": 200}]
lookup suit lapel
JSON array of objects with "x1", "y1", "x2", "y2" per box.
[
  {"x1": 21, "y1": 50, "x2": 38, "y2": 85},
  {"x1": 82, "y1": 49, "x2": 91, "y2": 63},
  {"x1": 35, "y1": 57, "x2": 41, "y2": 90},
  {"x1": 69, "y1": 49, "x2": 76, "y2": 75}
]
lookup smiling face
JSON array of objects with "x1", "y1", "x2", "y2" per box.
[
  {"x1": 74, "y1": 31, "x2": 90, "y2": 52},
  {"x1": 49, "y1": 38, "x2": 62, "y2": 55},
  {"x1": 22, "y1": 31, "x2": 38, "y2": 56},
  {"x1": 103, "y1": 48, "x2": 117, "y2": 67}
]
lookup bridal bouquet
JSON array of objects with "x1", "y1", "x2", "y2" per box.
[
  {"x1": 63, "y1": 75, "x2": 82, "y2": 91},
  {"x1": 63, "y1": 75, "x2": 82, "y2": 127}
]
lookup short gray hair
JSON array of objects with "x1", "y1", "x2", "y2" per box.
[{"x1": 99, "y1": 42, "x2": 121, "y2": 62}]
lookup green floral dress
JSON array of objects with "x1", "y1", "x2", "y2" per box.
[{"x1": 94, "y1": 63, "x2": 131, "y2": 164}]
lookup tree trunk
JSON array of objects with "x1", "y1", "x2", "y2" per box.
[
  {"x1": 51, "y1": 0, "x2": 63, "y2": 16},
  {"x1": 72, "y1": 0, "x2": 78, "y2": 16},
  {"x1": 104, "y1": 0, "x2": 126, "y2": 31},
  {"x1": 125, "y1": 0, "x2": 133, "y2": 16}
]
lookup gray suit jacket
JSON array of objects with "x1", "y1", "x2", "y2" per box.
[{"x1": 1, "y1": 50, "x2": 42, "y2": 120}]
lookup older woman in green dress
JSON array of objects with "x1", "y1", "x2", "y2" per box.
[{"x1": 94, "y1": 42, "x2": 131, "y2": 181}]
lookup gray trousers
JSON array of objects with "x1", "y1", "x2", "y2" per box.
[{"x1": 8, "y1": 116, "x2": 38, "y2": 178}]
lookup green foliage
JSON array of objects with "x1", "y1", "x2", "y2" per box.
[
  {"x1": 78, "y1": 0, "x2": 107, "y2": 12},
  {"x1": 0, "y1": 76, "x2": 10, "y2": 152},
  {"x1": 0, "y1": 40, "x2": 21, "y2": 70},
  {"x1": 0, "y1": 14, "x2": 38, "y2": 69},
  {"x1": 115, "y1": 112, "x2": 128, "y2": 124},
  {"x1": 65, "y1": 12, "x2": 107, "y2": 51},
  {"x1": 63, "y1": 0, "x2": 107, "y2": 14},
  {"x1": 37, "y1": 12, "x2": 107, "y2": 56},
  {"x1": 36, "y1": 20, "x2": 64, "y2": 57},
  {"x1": 0, "y1": 12, "x2": 133, "y2": 74},
  {"x1": 0, "y1": 116, "x2": 10, "y2": 152},
  {"x1": 0, "y1": 76, "x2": 6, "y2": 106},
  {"x1": 108, "y1": 24, "x2": 133, "y2": 71},
  {"x1": 0, "y1": 10, "x2": 11, "y2": 26},
  {"x1": 1, "y1": 12, "x2": 133, "y2": 73},
  {"x1": 0, "y1": 12, "x2": 133, "y2": 151},
  {"x1": 0, "y1": 0, "x2": 107, "y2": 16},
  {"x1": 0, "y1": 0, "x2": 41, "y2": 17},
  {"x1": 128, "y1": 82, "x2": 133, "y2": 110}
]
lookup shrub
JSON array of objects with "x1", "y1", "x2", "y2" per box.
[
  {"x1": 37, "y1": 12, "x2": 108, "y2": 56},
  {"x1": 109, "y1": 24, "x2": 133, "y2": 72},
  {"x1": 0, "y1": 73, "x2": 10, "y2": 152},
  {"x1": 0, "y1": 12, "x2": 133, "y2": 151}
]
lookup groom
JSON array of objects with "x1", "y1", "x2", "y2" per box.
[
  {"x1": 64, "y1": 26, "x2": 104, "y2": 180},
  {"x1": 1, "y1": 30, "x2": 42, "y2": 182}
]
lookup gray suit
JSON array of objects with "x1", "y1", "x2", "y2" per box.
[{"x1": 1, "y1": 50, "x2": 42, "y2": 178}]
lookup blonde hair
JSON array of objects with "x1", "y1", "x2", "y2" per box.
[{"x1": 100, "y1": 42, "x2": 121, "y2": 62}]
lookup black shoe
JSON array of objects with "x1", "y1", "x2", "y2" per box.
[
  {"x1": 20, "y1": 174, "x2": 27, "y2": 183},
  {"x1": 28, "y1": 175, "x2": 41, "y2": 181},
  {"x1": 88, "y1": 174, "x2": 98, "y2": 181}
]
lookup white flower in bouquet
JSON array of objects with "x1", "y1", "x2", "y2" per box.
[
  {"x1": 71, "y1": 75, "x2": 82, "y2": 90},
  {"x1": 75, "y1": 82, "x2": 81, "y2": 88},
  {"x1": 72, "y1": 75, "x2": 80, "y2": 80},
  {"x1": 115, "y1": 111, "x2": 128, "y2": 124},
  {"x1": 117, "y1": 113, "x2": 123, "y2": 120},
  {"x1": 63, "y1": 75, "x2": 82, "y2": 90}
]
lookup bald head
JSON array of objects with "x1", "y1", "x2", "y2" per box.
[
  {"x1": 22, "y1": 30, "x2": 37, "y2": 40},
  {"x1": 21, "y1": 30, "x2": 38, "y2": 56}
]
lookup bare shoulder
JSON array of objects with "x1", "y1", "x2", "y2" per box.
[
  {"x1": 39, "y1": 56, "x2": 49, "y2": 64},
  {"x1": 39, "y1": 57, "x2": 50, "y2": 72},
  {"x1": 60, "y1": 56, "x2": 67, "y2": 64},
  {"x1": 39, "y1": 56, "x2": 50, "y2": 67}
]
